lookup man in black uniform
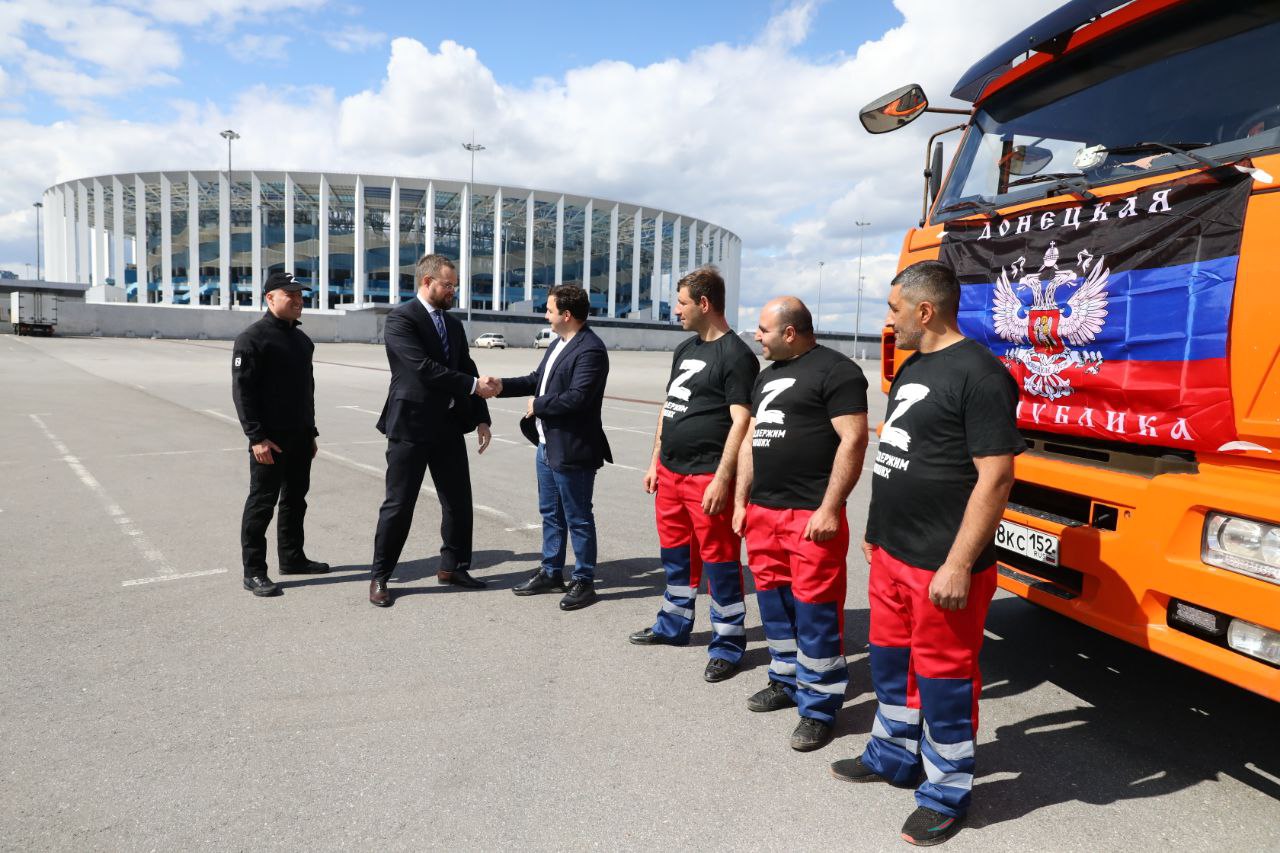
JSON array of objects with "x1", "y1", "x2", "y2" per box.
[
  {"x1": 631, "y1": 266, "x2": 759, "y2": 682},
  {"x1": 232, "y1": 271, "x2": 329, "y2": 597}
]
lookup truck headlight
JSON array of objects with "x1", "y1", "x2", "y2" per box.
[
  {"x1": 1227, "y1": 619, "x2": 1280, "y2": 667},
  {"x1": 1202, "y1": 513, "x2": 1280, "y2": 585}
]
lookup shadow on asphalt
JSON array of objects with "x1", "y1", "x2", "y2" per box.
[{"x1": 964, "y1": 597, "x2": 1279, "y2": 826}]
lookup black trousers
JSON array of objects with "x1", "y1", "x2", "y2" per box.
[
  {"x1": 241, "y1": 432, "x2": 313, "y2": 577},
  {"x1": 371, "y1": 430, "x2": 473, "y2": 582}
]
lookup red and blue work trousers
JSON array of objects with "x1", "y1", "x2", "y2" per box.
[
  {"x1": 744, "y1": 503, "x2": 849, "y2": 725},
  {"x1": 652, "y1": 463, "x2": 746, "y2": 662},
  {"x1": 861, "y1": 545, "x2": 997, "y2": 818}
]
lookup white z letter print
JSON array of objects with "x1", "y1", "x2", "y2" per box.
[
  {"x1": 667, "y1": 359, "x2": 707, "y2": 402},
  {"x1": 756, "y1": 378, "x2": 797, "y2": 425},
  {"x1": 880, "y1": 383, "x2": 930, "y2": 452}
]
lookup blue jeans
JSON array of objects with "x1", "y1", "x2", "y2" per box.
[{"x1": 535, "y1": 444, "x2": 598, "y2": 582}]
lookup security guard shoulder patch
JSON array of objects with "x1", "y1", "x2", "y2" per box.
[{"x1": 233, "y1": 356, "x2": 242, "y2": 368}]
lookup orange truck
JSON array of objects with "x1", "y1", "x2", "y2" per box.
[{"x1": 860, "y1": 0, "x2": 1279, "y2": 700}]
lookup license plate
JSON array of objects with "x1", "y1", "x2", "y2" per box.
[{"x1": 996, "y1": 519, "x2": 1059, "y2": 566}]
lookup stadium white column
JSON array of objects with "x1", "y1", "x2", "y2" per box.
[
  {"x1": 160, "y1": 174, "x2": 172, "y2": 302},
  {"x1": 76, "y1": 182, "x2": 89, "y2": 285},
  {"x1": 134, "y1": 175, "x2": 147, "y2": 302},
  {"x1": 492, "y1": 187, "x2": 503, "y2": 312},
  {"x1": 92, "y1": 179, "x2": 105, "y2": 286},
  {"x1": 284, "y1": 174, "x2": 295, "y2": 278},
  {"x1": 187, "y1": 173, "x2": 198, "y2": 306},
  {"x1": 389, "y1": 178, "x2": 400, "y2": 304},
  {"x1": 58, "y1": 187, "x2": 72, "y2": 282},
  {"x1": 425, "y1": 182, "x2": 435, "y2": 254},
  {"x1": 688, "y1": 220, "x2": 698, "y2": 272},
  {"x1": 554, "y1": 195, "x2": 564, "y2": 287},
  {"x1": 524, "y1": 192, "x2": 534, "y2": 303},
  {"x1": 671, "y1": 216, "x2": 682, "y2": 321},
  {"x1": 250, "y1": 172, "x2": 262, "y2": 307},
  {"x1": 650, "y1": 212, "x2": 663, "y2": 320},
  {"x1": 218, "y1": 171, "x2": 230, "y2": 307},
  {"x1": 607, "y1": 203, "x2": 618, "y2": 317},
  {"x1": 630, "y1": 207, "x2": 640, "y2": 317},
  {"x1": 582, "y1": 199, "x2": 593, "y2": 296},
  {"x1": 319, "y1": 173, "x2": 330, "y2": 309},
  {"x1": 465, "y1": 181, "x2": 476, "y2": 312},
  {"x1": 112, "y1": 177, "x2": 126, "y2": 294},
  {"x1": 354, "y1": 175, "x2": 366, "y2": 306}
]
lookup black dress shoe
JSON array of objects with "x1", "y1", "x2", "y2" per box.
[
  {"x1": 243, "y1": 575, "x2": 280, "y2": 597},
  {"x1": 438, "y1": 567, "x2": 486, "y2": 589},
  {"x1": 279, "y1": 560, "x2": 330, "y2": 575},
  {"x1": 830, "y1": 755, "x2": 914, "y2": 786},
  {"x1": 559, "y1": 579, "x2": 597, "y2": 611},
  {"x1": 704, "y1": 657, "x2": 740, "y2": 683},
  {"x1": 369, "y1": 579, "x2": 392, "y2": 607},
  {"x1": 747, "y1": 680, "x2": 797, "y2": 713},
  {"x1": 628, "y1": 627, "x2": 687, "y2": 646},
  {"x1": 513, "y1": 569, "x2": 566, "y2": 596},
  {"x1": 790, "y1": 717, "x2": 834, "y2": 752}
]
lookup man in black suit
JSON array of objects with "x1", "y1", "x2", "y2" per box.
[
  {"x1": 494, "y1": 285, "x2": 612, "y2": 611},
  {"x1": 368, "y1": 254, "x2": 498, "y2": 607}
]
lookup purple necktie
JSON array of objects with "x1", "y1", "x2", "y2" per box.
[{"x1": 432, "y1": 310, "x2": 450, "y2": 361}]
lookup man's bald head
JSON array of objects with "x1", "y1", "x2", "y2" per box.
[
  {"x1": 757, "y1": 296, "x2": 816, "y2": 361},
  {"x1": 764, "y1": 296, "x2": 814, "y2": 336}
]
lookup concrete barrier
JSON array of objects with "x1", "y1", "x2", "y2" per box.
[{"x1": 44, "y1": 300, "x2": 881, "y2": 358}]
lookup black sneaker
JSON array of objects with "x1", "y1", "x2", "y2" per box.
[
  {"x1": 513, "y1": 569, "x2": 566, "y2": 596},
  {"x1": 703, "y1": 658, "x2": 739, "y2": 683},
  {"x1": 900, "y1": 807, "x2": 964, "y2": 847},
  {"x1": 559, "y1": 579, "x2": 597, "y2": 611},
  {"x1": 746, "y1": 680, "x2": 796, "y2": 713},
  {"x1": 831, "y1": 755, "x2": 888, "y2": 783},
  {"x1": 243, "y1": 575, "x2": 280, "y2": 597},
  {"x1": 279, "y1": 560, "x2": 330, "y2": 575},
  {"x1": 628, "y1": 627, "x2": 688, "y2": 646},
  {"x1": 790, "y1": 717, "x2": 834, "y2": 752}
]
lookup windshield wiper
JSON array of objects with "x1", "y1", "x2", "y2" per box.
[
  {"x1": 1006, "y1": 171, "x2": 1086, "y2": 188},
  {"x1": 936, "y1": 198, "x2": 998, "y2": 217},
  {"x1": 1105, "y1": 141, "x2": 1222, "y2": 170}
]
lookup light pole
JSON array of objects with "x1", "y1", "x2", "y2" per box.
[
  {"x1": 854, "y1": 220, "x2": 870, "y2": 351},
  {"x1": 33, "y1": 202, "x2": 43, "y2": 280},
  {"x1": 220, "y1": 129, "x2": 239, "y2": 175},
  {"x1": 461, "y1": 133, "x2": 486, "y2": 321},
  {"x1": 815, "y1": 260, "x2": 825, "y2": 333}
]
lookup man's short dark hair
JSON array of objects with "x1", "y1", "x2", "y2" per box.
[
  {"x1": 775, "y1": 297, "x2": 814, "y2": 335},
  {"x1": 416, "y1": 253, "x2": 456, "y2": 283},
  {"x1": 549, "y1": 284, "x2": 590, "y2": 321},
  {"x1": 892, "y1": 260, "x2": 960, "y2": 318},
  {"x1": 678, "y1": 266, "x2": 725, "y2": 313}
]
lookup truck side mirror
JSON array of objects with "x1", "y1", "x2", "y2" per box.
[
  {"x1": 860, "y1": 84, "x2": 929, "y2": 134},
  {"x1": 928, "y1": 141, "x2": 945, "y2": 203}
]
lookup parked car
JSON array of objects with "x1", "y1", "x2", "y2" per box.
[
  {"x1": 534, "y1": 328, "x2": 556, "y2": 348},
  {"x1": 474, "y1": 333, "x2": 507, "y2": 349}
]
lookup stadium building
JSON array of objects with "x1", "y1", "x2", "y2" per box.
[{"x1": 40, "y1": 171, "x2": 742, "y2": 323}]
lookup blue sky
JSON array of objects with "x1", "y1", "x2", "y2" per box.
[
  {"x1": 1, "y1": 0, "x2": 1060, "y2": 329},
  {"x1": 16, "y1": 1, "x2": 906, "y2": 126}
]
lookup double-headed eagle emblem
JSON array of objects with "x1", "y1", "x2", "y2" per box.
[{"x1": 992, "y1": 241, "x2": 1110, "y2": 400}]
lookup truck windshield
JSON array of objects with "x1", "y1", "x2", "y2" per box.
[{"x1": 935, "y1": 4, "x2": 1280, "y2": 222}]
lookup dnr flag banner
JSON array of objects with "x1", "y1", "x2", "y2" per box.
[{"x1": 940, "y1": 171, "x2": 1252, "y2": 453}]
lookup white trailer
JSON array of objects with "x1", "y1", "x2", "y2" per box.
[{"x1": 10, "y1": 292, "x2": 57, "y2": 336}]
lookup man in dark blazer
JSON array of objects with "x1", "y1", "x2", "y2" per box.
[
  {"x1": 368, "y1": 254, "x2": 498, "y2": 607},
  {"x1": 495, "y1": 284, "x2": 612, "y2": 611}
]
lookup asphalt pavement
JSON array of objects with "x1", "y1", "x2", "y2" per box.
[{"x1": 1, "y1": 332, "x2": 1276, "y2": 852}]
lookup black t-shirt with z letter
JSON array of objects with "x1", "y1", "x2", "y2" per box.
[
  {"x1": 660, "y1": 332, "x2": 761, "y2": 474},
  {"x1": 866, "y1": 337, "x2": 1024, "y2": 572},
  {"x1": 749, "y1": 345, "x2": 869, "y2": 510}
]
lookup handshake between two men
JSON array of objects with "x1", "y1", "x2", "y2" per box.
[{"x1": 476, "y1": 375, "x2": 503, "y2": 398}]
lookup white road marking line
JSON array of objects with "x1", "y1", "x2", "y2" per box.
[
  {"x1": 204, "y1": 409, "x2": 241, "y2": 426},
  {"x1": 121, "y1": 568, "x2": 229, "y2": 587},
  {"x1": 29, "y1": 414, "x2": 174, "y2": 578},
  {"x1": 338, "y1": 405, "x2": 381, "y2": 416},
  {"x1": 114, "y1": 447, "x2": 245, "y2": 459}
]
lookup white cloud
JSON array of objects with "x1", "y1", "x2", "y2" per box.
[
  {"x1": 0, "y1": 0, "x2": 1065, "y2": 332},
  {"x1": 229, "y1": 32, "x2": 292, "y2": 61},
  {"x1": 324, "y1": 24, "x2": 386, "y2": 53},
  {"x1": 119, "y1": 0, "x2": 325, "y2": 26}
]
